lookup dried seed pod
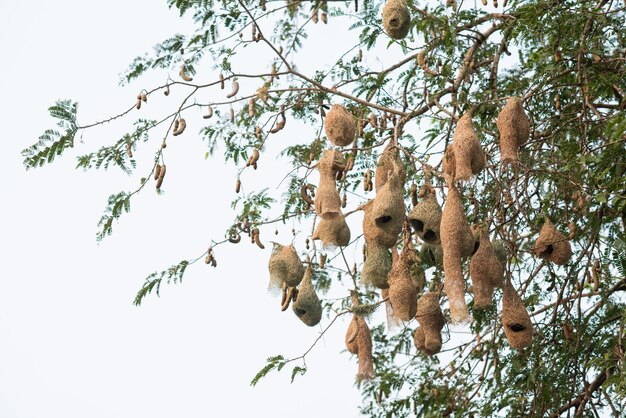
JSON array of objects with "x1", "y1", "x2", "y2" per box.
[
  {"x1": 248, "y1": 98, "x2": 255, "y2": 117},
  {"x1": 226, "y1": 80, "x2": 239, "y2": 98},
  {"x1": 497, "y1": 97, "x2": 530, "y2": 165},
  {"x1": 387, "y1": 250, "x2": 418, "y2": 321},
  {"x1": 440, "y1": 179, "x2": 475, "y2": 323},
  {"x1": 415, "y1": 292, "x2": 445, "y2": 355},
  {"x1": 179, "y1": 65, "x2": 193, "y2": 82},
  {"x1": 154, "y1": 164, "x2": 162, "y2": 181},
  {"x1": 408, "y1": 185, "x2": 442, "y2": 244},
  {"x1": 125, "y1": 142, "x2": 133, "y2": 158},
  {"x1": 228, "y1": 232, "x2": 241, "y2": 244},
  {"x1": 164, "y1": 84, "x2": 170, "y2": 96},
  {"x1": 229, "y1": 107, "x2": 235, "y2": 123},
  {"x1": 312, "y1": 211, "x2": 351, "y2": 250},
  {"x1": 203, "y1": 106, "x2": 213, "y2": 119},
  {"x1": 312, "y1": 7, "x2": 319, "y2": 23},
  {"x1": 358, "y1": 49, "x2": 363, "y2": 62},
  {"x1": 382, "y1": 0, "x2": 411, "y2": 40},
  {"x1": 156, "y1": 164, "x2": 166, "y2": 190},
  {"x1": 361, "y1": 243, "x2": 392, "y2": 289},
  {"x1": 502, "y1": 280, "x2": 533, "y2": 349},
  {"x1": 568, "y1": 221, "x2": 577, "y2": 240},
  {"x1": 246, "y1": 148, "x2": 260, "y2": 170},
  {"x1": 370, "y1": 170, "x2": 406, "y2": 248},
  {"x1": 235, "y1": 178, "x2": 241, "y2": 193},
  {"x1": 135, "y1": 98, "x2": 142, "y2": 110},
  {"x1": 324, "y1": 104, "x2": 356, "y2": 147},
  {"x1": 255, "y1": 126, "x2": 262, "y2": 139},
  {"x1": 375, "y1": 141, "x2": 406, "y2": 192},
  {"x1": 533, "y1": 219, "x2": 572, "y2": 265},
  {"x1": 140, "y1": 92, "x2": 147, "y2": 103},
  {"x1": 219, "y1": 73, "x2": 225, "y2": 89},
  {"x1": 452, "y1": 112, "x2": 485, "y2": 181},
  {"x1": 417, "y1": 51, "x2": 438, "y2": 76},
  {"x1": 321, "y1": 11, "x2": 327, "y2": 24},
  {"x1": 314, "y1": 150, "x2": 346, "y2": 219},
  {"x1": 469, "y1": 228, "x2": 504, "y2": 309},
  {"x1": 173, "y1": 118, "x2": 186, "y2": 136},
  {"x1": 345, "y1": 314, "x2": 375, "y2": 381},
  {"x1": 268, "y1": 243, "x2": 305, "y2": 292},
  {"x1": 292, "y1": 266, "x2": 322, "y2": 327},
  {"x1": 251, "y1": 227, "x2": 265, "y2": 249},
  {"x1": 319, "y1": 253, "x2": 327, "y2": 269},
  {"x1": 300, "y1": 184, "x2": 315, "y2": 205}
]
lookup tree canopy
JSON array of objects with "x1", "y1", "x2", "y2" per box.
[{"x1": 23, "y1": 0, "x2": 626, "y2": 416}]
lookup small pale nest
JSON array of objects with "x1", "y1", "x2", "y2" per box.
[
  {"x1": 501, "y1": 280, "x2": 533, "y2": 349},
  {"x1": 312, "y1": 211, "x2": 351, "y2": 249},
  {"x1": 382, "y1": 0, "x2": 411, "y2": 40},
  {"x1": 387, "y1": 251, "x2": 417, "y2": 321},
  {"x1": 361, "y1": 242, "x2": 392, "y2": 289},
  {"x1": 497, "y1": 97, "x2": 530, "y2": 165},
  {"x1": 292, "y1": 267, "x2": 322, "y2": 327},
  {"x1": 415, "y1": 292, "x2": 445, "y2": 355},
  {"x1": 469, "y1": 229, "x2": 504, "y2": 309},
  {"x1": 452, "y1": 112, "x2": 485, "y2": 181},
  {"x1": 268, "y1": 243, "x2": 305, "y2": 292},
  {"x1": 533, "y1": 219, "x2": 572, "y2": 265},
  {"x1": 324, "y1": 104, "x2": 355, "y2": 147}
]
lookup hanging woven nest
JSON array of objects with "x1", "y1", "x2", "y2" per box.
[
  {"x1": 312, "y1": 211, "x2": 351, "y2": 250},
  {"x1": 292, "y1": 266, "x2": 322, "y2": 327},
  {"x1": 371, "y1": 171, "x2": 406, "y2": 247},
  {"x1": 382, "y1": 0, "x2": 411, "y2": 40},
  {"x1": 361, "y1": 242, "x2": 392, "y2": 289},
  {"x1": 440, "y1": 179, "x2": 474, "y2": 323},
  {"x1": 533, "y1": 219, "x2": 572, "y2": 265},
  {"x1": 452, "y1": 112, "x2": 485, "y2": 182},
  {"x1": 408, "y1": 185, "x2": 442, "y2": 244},
  {"x1": 501, "y1": 279, "x2": 533, "y2": 349},
  {"x1": 324, "y1": 104, "x2": 355, "y2": 147},
  {"x1": 442, "y1": 145, "x2": 456, "y2": 178},
  {"x1": 387, "y1": 249, "x2": 418, "y2": 321},
  {"x1": 497, "y1": 97, "x2": 530, "y2": 165},
  {"x1": 420, "y1": 242, "x2": 444, "y2": 267},
  {"x1": 363, "y1": 198, "x2": 400, "y2": 249},
  {"x1": 268, "y1": 243, "x2": 305, "y2": 292},
  {"x1": 345, "y1": 314, "x2": 375, "y2": 381},
  {"x1": 375, "y1": 141, "x2": 406, "y2": 192},
  {"x1": 314, "y1": 149, "x2": 346, "y2": 219},
  {"x1": 469, "y1": 228, "x2": 504, "y2": 309},
  {"x1": 492, "y1": 239, "x2": 508, "y2": 265},
  {"x1": 415, "y1": 292, "x2": 445, "y2": 355}
]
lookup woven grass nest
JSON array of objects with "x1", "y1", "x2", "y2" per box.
[
  {"x1": 268, "y1": 243, "x2": 305, "y2": 292},
  {"x1": 382, "y1": 0, "x2": 411, "y2": 40},
  {"x1": 387, "y1": 249, "x2": 418, "y2": 321},
  {"x1": 408, "y1": 185, "x2": 442, "y2": 244},
  {"x1": 292, "y1": 266, "x2": 322, "y2": 327},
  {"x1": 312, "y1": 211, "x2": 351, "y2": 250},
  {"x1": 497, "y1": 97, "x2": 530, "y2": 165},
  {"x1": 414, "y1": 292, "x2": 445, "y2": 355},
  {"x1": 420, "y1": 242, "x2": 443, "y2": 267},
  {"x1": 325, "y1": 104, "x2": 355, "y2": 147},
  {"x1": 314, "y1": 149, "x2": 346, "y2": 219},
  {"x1": 440, "y1": 179, "x2": 475, "y2": 323},
  {"x1": 345, "y1": 314, "x2": 375, "y2": 381},
  {"x1": 361, "y1": 242, "x2": 392, "y2": 289},
  {"x1": 502, "y1": 279, "x2": 533, "y2": 349},
  {"x1": 469, "y1": 228, "x2": 504, "y2": 309},
  {"x1": 533, "y1": 219, "x2": 572, "y2": 265},
  {"x1": 371, "y1": 171, "x2": 406, "y2": 247},
  {"x1": 444, "y1": 112, "x2": 485, "y2": 182},
  {"x1": 375, "y1": 141, "x2": 406, "y2": 192}
]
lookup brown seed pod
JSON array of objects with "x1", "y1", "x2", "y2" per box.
[
  {"x1": 358, "y1": 49, "x2": 363, "y2": 62},
  {"x1": 375, "y1": 141, "x2": 406, "y2": 192},
  {"x1": 324, "y1": 104, "x2": 355, "y2": 147},
  {"x1": 319, "y1": 253, "x2": 327, "y2": 269},
  {"x1": 164, "y1": 84, "x2": 170, "y2": 96},
  {"x1": 408, "y1": 185, "x2": 442, "y2": 244},
  {"x1": 469, "y1": 228, "x2": 504, "y2": 309},
  {"x1": 203, "y1": 106, "x2": 213, "y2": 119},
  {"x1": 501, "y1": 280, "x2": 533, "y2": 349},
  {"x1": 314, "y1": 149, "x2": 346, "y2": 219},
  {"x1": 533, "y1": 219, "x2": 572, "y2": 265},
  {"x1": 497, "y1": 97, "x2": 530, "y2": 165},
  {"x1": 410, "y1": 183, "x2": 418, "y2": 207},
  {"x1": 440, "y1": 179, "x2": 474, "y2": 323},
  {"x1": 452, "y1": 112, "x2": 485, "y2": 181},
  {"x1": 255, "y1": 126, "x2": 262, "y2": 139},
  {"x1": 135, "y1": 98, "x2": 142, "y2": 110},
  {"x1": 345, "y1": 314, "x2": 375, "y2": 381},
  {"x1": 300, "y1": 184, "x2": 315, "y2": 205},
  {"x1": 173, "y1": 118, "x2": 186, "y2": 136},
  {"x1": 219, "y1": 73, "x2": 224, "y2": 89},
  {"x1": 312, "y1": 7, "x2": 319, "y2": 23},
  {"x1": 312, "y1": 211, "x2": 351, "y2": 249},
  {"x1": 417, "y1": 51, "x2": 438, "y2": 76},
  {"x1": 387, "y1": 250, "x2": 418, "y2": 321},
  {"x1": 154, "y1": 164, "x2": 162, "y2": 181},
  {"x1": 563, "y1": 321, "x2": 573, "y2": 340},
  {"x1": 226, "y1": 80, "x2": 239, "y2": 98},
  {"x1": 246, "y1": 148, "x2": 260, "y2": 169},
  {"x1": 179, "y1": 65, "x2": 193, "y2": 82},
  {"x1": 251, "y1": 228, "x2": 265, "y2": 249},
  {"x1": 248, "y1": 98, "x2": 255, "y2": 117},
  {"x1": 140, "y1": 92, "x2": 147, "y2": 102},
  {"x1": 415, "y1": 292, "x2": 445, "y2": 355},
  {"x1": 341, "y1": 192, "x2": 347, "y2": 209},
  {"x1": 369, "y1": 113, "x2": 378, "y2": 128},
  {"x1": 228, "y1": 232, "x2": 241, "y2": 244},
  {"x1": 371, "y1": 170, "x2": 406, "y2": 248},
  {"x1": 235, "y1": 178, "x2": 241, "y2": 193},
  {"x1": 229, "y1": 108, "x2": 235, "y2": 123},
  {"x1": 361, "y1": 242, "x2": 392, "y2": 289},
  {"x1": 125, "y1": 142, "x2": 133, "y2": 158},
  {"x1": 321, "y1": 11, "x2": 328, "y2": 24},
  {"x1": 292, "y1": 266, "x2": 322, "y2": 327},
  {"x1": 156, "y1": 164, "x2": 166, "y2": 190},
  {"x1": 268, "y1": 243, "x2": 305, "y2": 292},
  {"x1": 568, "y1": 221, "x2": 577, "y2": 240},
  {"x1": 382, "y1": 0, "x2": 411, "y2": 40}
]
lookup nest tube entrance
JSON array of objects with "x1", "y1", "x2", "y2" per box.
[{"x1": 382, "y1": 0, "x2": 411, "y2": 40}]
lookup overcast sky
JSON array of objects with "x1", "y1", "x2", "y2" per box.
[{"x1": 0, "y1": 1, "x2": 380, "y2": 417}]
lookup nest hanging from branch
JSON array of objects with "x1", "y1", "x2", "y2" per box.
[
  {"x1": 382, "y1": 0, "x2": 411, "y2": 40},
  {"x1": 292, "y1": 266, "x2": 322, "y2": 327},
  {"x1": 375, "y1": 141, "x2": 406, "y2": 192},
  {"x1": 314, "y1": 149, "x2": 346, "y2": 219},
  {"x1": 451, "y1": 112, "x2": 485, "y2": 182},
  {"x1": 268, "y1": 243, "x2": 305, "y2": 292},
  {"x1": 312, "y1": 211, "x2": 351, "y2": 250},
  {"x1": 324, "y1": 104, "x2": 355, "y2": 147},
  {"x1": 532, "y1": 219, "x2": 572, "y2": 265},
  {"x1": 408, "y1": 185, "x2": 442, "y2": 244},
  {"x1": 501, "y1": 279, "x2": 533, "y2": 349},
  {"x1": 440, "y1": 179, "x2": 475, "y2": 323},
  {"x1": 345, "y1": 314, "x2": 375, "y2": 381},
  {"x1": 361, "y1": 242, "x2": 392, "y2": 289},
  {"x1": 387, "y1": 249, "x2": 418, "y2": 321},
  {"x1": 420, "y1": 242, "x2": 444, "y2": 267},
  {"x1": 414, "y1": 292, "x2": 445, "y2": 355},
  {"x1": 469, "y1": 228, "x2": 504, "y2": 309},
  {"x1": 371, "y1": 170, "x2": 406, "y2": 248},
  {"x1": 497, "y1": 97, "x2": 530, "y2": 165}
]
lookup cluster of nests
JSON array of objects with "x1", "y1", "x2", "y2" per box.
[{"x1": 267, "y1": 95, "x2": 573, "y2": 381}]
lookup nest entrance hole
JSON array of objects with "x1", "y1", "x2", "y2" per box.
[
  {"x1": 540, "y1": 245, "x2": 554, "y2": 257},
  {"x1": 376, "y1": 215, "x2": 393, "y2": 225},
  {"x1": 508, "y1": 323, "x2": 526, "y2": 332}
]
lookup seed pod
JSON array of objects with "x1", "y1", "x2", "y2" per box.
[
  {"x1": 140, "y1": 92, "x2": 147, "y2": 103},
  {"x1": 156, "y1": 164, "x2": 166, "y2": 190},
  {"x1": 125, "y1": 142, "x2": 133, "y2": 158},
  {"x1": 319, "y1": 253, "x2": 327, "y2": 269},
  {"x1": 324, "y1": 104, "x2": 356, "y2": 147},
  {"x1": 173, "y1": 118, "x2": 186, "y2": 136},
  {"x1": 555, "y1": 92, "x2": 561, "y2": 112},
  {"x1": 481, "y1": 0, "x2": 487, "y2": 5},
  {"x1": 341, "y1": 193, "x2": 347, "y2": 208},
  {"x1": 312, "y1": 7, "x2": 319, "y2": 23},
  {"x1": 369, "y1": 113, "x2": 378, "y2": 128},
  {"x1": 219, "y1": 73, "x2": 225, "y2": 89},
  {"x1": 568, "y1": 221, "x2": 576, "y2": 239},
  {"x1": 154, "y1": 164, "x2": 162, "y2": 181},
  {"x1": 382, "y1": 0, "x2": 411, "y2": 40},
  {"x1": 292, "y1": 266, "x2": 322, "y2": 327},
  {"x1": 251, "y1": 23, "x2": 257, "y2": 40},
  {"x1": 235, "y1": 178, "x2": 241, "y2": 193},
  {"x1": 135, "y1": 98, "x2": 142, "y2": 110},
  {"x1": 164, "y1": 84, "x2": 170, "y2": 96},
  {"x1": 228, "y1": 232, "x2": 241, "y2": 244},
  {"x1": 179, "y1": 65, "x2": 193, "y2": 82},
  {"x1": 497, "y1": 97, "x2": 530, "y2": 165},
  {"x1": 252, "y1": 228, "x2": 265, "y2": 249},
  {"x1": 246, "y1": 148, "x2": 260, "y2": 169},
  {"x1": 358, "y1": 49, "x2": 363, "y2": 62},
  {"x1": 502, "y1": 280, "x2": 533, "y2": 349},
  {"x1": 256, "y1": 126, "x2": 262, "y2": 139},
  {"x1": 410, "y1": 184, "x2": 418, "y2": 207},
  {"x1": 203, "y1": 106, "x2": 213, "y2": 119},
  {"x1": 248, "y1": 98, "x2": 255, "y2": 117},
  {"x1": 592, "y1": 260, "x2": 600, "y2": 291},
  {"x1": 563, "y1": 321, "x2": 573, "y2": 340},
  {"x1": 260, "y1": 0, "x2": 266, "y2": 11},
  {"x1": 417, "y1": 51, "x2": 438, "y2": 76},
  {"x1": 226, "y1": 80, "x2": 239, "y2": 98},
  {"x1": 321, "y1": 11, "x2": 327, "y2": 23},
  {"x1": 300, "y1": 184, "x2": 314, "y2": 205}
]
